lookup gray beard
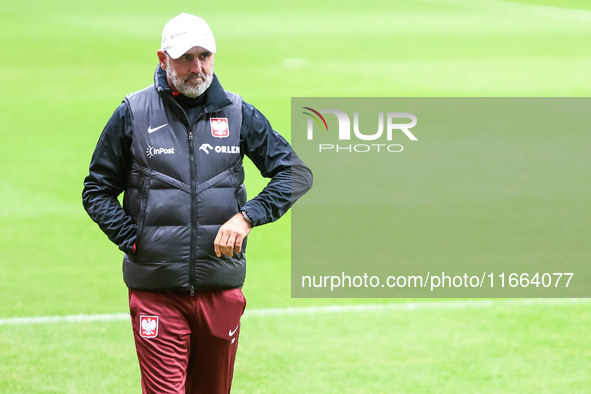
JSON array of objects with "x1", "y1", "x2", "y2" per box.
[{"x1": 166, "y1": 59, "x2": 214, "y2": 98}]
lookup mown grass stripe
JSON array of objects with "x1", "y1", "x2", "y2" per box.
[{"x1": 418, "y1": 0, "x2": 591, "y2": 23}]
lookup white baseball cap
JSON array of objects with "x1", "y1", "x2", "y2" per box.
[{"x1": 161, "y1": 13, "x2": 216, "y2": 59}]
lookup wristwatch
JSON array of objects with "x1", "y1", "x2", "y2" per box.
[{"x1": 240, "y1": 210, "x2": 253, "y2": 225}]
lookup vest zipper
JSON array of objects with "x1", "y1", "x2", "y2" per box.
[
  {"x1": 188, "y1": 125, "x2": 197, "y2": 295},
  {"x1": 181, "y1": 106, "x2": 196, "y2": 296},
  {"x1": 166, "y1": 96, "x2": 199, "y2": 295},
  {"x1": 188, "y1": 111, "x2": 209, "y2": 295}
]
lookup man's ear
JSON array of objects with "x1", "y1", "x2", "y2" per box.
[{"x1": 157, "y1": 50, "x2": 167, "y2": 70}]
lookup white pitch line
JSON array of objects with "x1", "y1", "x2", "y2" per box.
[
  {"x1": 0, "y1": 313, "x2": 130, "y2": 326},
  {"x1": 244, "y1": 298, "x2": 591, "y2": 317},
  {"x1": 0, "y1": 298, "x2": 588, "y2": 326}
]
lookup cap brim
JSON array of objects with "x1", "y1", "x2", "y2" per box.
[{"x1": 164, "y1": 42, "x2": 216, "y2": 59}]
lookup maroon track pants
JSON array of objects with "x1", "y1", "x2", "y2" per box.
[{"x1": 129, "y1": 288, "x2": 247, "y2": 394}]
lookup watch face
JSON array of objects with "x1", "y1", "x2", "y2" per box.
[{"x1": 241, "y1": 211, "x2": 252, "y2": 224}]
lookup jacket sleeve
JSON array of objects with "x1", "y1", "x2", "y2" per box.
[
  {"x1": 240, "y1": 101, "x2": 313, "y2": 226},
  {"x1": 82, "y1": 102, "x2": 137, "y2": 254}
]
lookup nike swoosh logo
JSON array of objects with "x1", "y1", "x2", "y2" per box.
[
  {"x1": 229, "y1": 325, "x2": 239, "y2": 337},
  {"x1": 148, "y1": 124, "x2": 168, "y2": 133}
]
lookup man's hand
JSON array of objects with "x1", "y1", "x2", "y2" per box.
[{"x1": 214, "y1": 213, "x2": 253, "y2": 257}]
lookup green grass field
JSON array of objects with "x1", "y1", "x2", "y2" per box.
[{"x1": 1, "y1": 0, "x2": 591, "y2": 392}]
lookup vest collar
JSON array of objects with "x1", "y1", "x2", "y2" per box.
[{"x1": 153, "y1": 65, "x2": 233, "y2": 113}]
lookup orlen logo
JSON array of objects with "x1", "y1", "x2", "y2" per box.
[
  {"x1": 199, "y1": 143, "x2": 240, "y2": 154},
  {"x1": 146, "y1": 145, "x2": 175, "y2": 158},
  {"x1": 302, "y1": 107, "x2": 417, "y2": 153}
]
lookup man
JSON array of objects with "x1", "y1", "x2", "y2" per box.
[{"x1": 82, "y1": 12, "x2": 312, "y2": 393}]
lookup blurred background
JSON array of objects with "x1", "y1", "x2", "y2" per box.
[{"x1": 1, "y1": 0, "x2": 590, "y2": 392}]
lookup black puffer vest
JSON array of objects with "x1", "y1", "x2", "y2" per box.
[{"x1": 121, "y1": 83, "x2": 247, "y2": 292}]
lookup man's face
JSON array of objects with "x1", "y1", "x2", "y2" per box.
[{"x1": 159, "y1": 46, "x2": 215, "y2": 98}]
